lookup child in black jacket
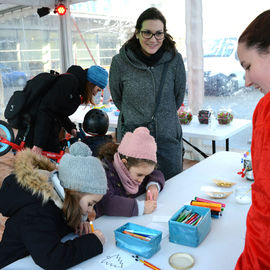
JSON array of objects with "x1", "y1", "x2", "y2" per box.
[{"x1": 0, "y1": 142, "x2": 107, "y2": 270}]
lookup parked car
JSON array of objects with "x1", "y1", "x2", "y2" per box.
[
  {"x1": 0, "y1": 63, "x2": 27, "y2": 88},
  {"x1": 203, "y1": 37, "x2": 245, "y2": 96}
]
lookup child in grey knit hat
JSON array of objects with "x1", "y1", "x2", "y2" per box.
[
  {"x1": 57, "y1": 141, "x2": 108, "y2": 236},
  {"x1": 0, "y1": 141, "x2": 108, "y2": 269}
]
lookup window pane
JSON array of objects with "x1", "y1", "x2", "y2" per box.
[
  {"x1": 0, "y1": 9, "x2": 61, "y2": 108},
  {"x1": 202, "y1": 0, "x2": 270, "y2": 151}
]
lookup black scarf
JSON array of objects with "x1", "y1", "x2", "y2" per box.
[{"x1": 131, "y1": 45, "x2": 165, "y2": 67}]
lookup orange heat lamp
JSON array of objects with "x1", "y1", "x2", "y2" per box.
[{"x1": 55, "y1": 4, "x2": 67, "y2": 15}]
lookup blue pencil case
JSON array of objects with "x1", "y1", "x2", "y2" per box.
[
  {"x1": 169, "y1": 205, "x2": 211, "y2": 247},
  {"x1": 114, "y1": 222, "x2": 162, "y2": 258}
]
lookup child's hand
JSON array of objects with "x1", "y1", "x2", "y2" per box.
[
  {"x1": 93, "y1": 229, "x2": 105, "y2": 245},
  {"x1": 143, "y1": 200, "x2": 157, "y2": 214},
  {"x1": 146, "y1": 185, "x2": 159, "y2": 201},
  {"x1": 76, "y1": 221, "x2": 92, "y2": 236}
]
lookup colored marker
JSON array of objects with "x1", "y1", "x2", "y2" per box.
[
  {"x1": 148, "y1": 190, "x2": 153, "y2": 201},
  {"x1": 181, "y1": 212, "x2": 193, "y2": 223},
  {"x1": 190, "y1": 215, "x2": 200, "y2": 226},
  {"x1": 123, "y1": 230, "x2": 151, "y2": 241},
  {"x1": 176, "y1": 210, "x2": 192, "y2": 222},
  {"x1": 186, "y1": 213, "x2": 199, "y2": 224},
  {"x1": 193, "y1": 216, "x2": 203, "y2": 226},
  {"x1": 195, "y1": 197, "x2": 226, "y2": 208},
  {"x1": 183, "y1": 212, "x2": 197, "y2": 224},
  {"x1": 124, "y1": 229, "x2": 155, "y2": 237},
  {"x1": 190, "y1": 201, "x2": 221, "y2": 212},
  {"x1": 90, "y1": 221, "x2": 94, "y2": 232},
  {"x1": 139, "y1": 259, "x2": 161, "y2": 270}
]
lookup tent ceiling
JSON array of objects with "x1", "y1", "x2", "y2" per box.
[
  {"x1": 0, "y1": 0, "x2": 91, "y2": 21},
  {"x1": 0, "y1": 0, "x2": 91, "y2": 12}
]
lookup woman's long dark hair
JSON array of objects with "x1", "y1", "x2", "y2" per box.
[
  {"x1": 239, "y1": 9, "x2": 270, "y2": 54},
  {"x1": 125, "y1": 7, "x2": 176, "y2": 55}
]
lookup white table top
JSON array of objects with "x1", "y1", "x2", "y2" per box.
[
  {"x1": 69, "y1": 106, "x2": 251, "y2": 141},
  {"x1": 182, "y1": 116, "x2": 251, "y2": 141},
  {"x1": 69, "y1": 105, "x2": 118, "y2": 129},
  {"x1": 4, "y1": 151, "x2": 252, "y2": 270}
]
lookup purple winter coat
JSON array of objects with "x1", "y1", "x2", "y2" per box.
[{"x1": 95, "y1": 159, "x2": 165, "y2": 217}]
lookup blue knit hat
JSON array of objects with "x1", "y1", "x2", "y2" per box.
[
  {"x1": 58, "y1": 142, "x2": 107, "y2": 194},
  {"x1": 86, "y1": 65, "x2": 108, "y2": 89}
]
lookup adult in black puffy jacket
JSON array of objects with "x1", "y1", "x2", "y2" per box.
[{"x1": 15, "y1": 65, "x2": 108, "y2": 154}]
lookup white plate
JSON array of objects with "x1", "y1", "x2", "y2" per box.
[{"x1": 169, "y1": 253, "x2": 195, "y2": 269}]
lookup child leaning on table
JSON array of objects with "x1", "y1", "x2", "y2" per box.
[
  {"x1": 0, "y1": 142, "x2": 108, "y2": 270},
  {"x1": 95, "y1": 127, "x2": 165, "y2": 217}
]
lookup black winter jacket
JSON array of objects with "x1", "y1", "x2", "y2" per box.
[
  {"x1": 16, "y1": 65, "x2": 87, "y2": 153},
  {"x1": 0, "y1": 149, "x2": 103, "y2": 269}
]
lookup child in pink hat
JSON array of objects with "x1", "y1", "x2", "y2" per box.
[{"x1": 95, "y1": 127, "x2": 165, "y2": 217}]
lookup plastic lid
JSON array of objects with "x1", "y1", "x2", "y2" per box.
[{"x1": 169, "y1": 253, "x2": 195, "y2": 269}]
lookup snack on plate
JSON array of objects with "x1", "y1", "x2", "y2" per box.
[
  {"x1": 217, "y1": 111, "x2": 234, "y2": 125},
  {"x1": 205, "y1": 191, "x2": 233, "y2": 199},
  {"x1": 178, "y1": 111, "x2": 193, "y2": 125},
  {"x1": 213, "y1": 179, "x2": 236, "y2": 188}
]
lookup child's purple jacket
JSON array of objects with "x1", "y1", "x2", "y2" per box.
[{"x1": 95, "y1": 159, "x2": 165, "y2": 217}]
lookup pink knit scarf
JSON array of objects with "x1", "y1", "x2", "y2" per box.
[{"x1": 113, "y1": 152, "x2": 140, "y2": 194}]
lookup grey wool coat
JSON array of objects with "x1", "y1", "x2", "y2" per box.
[{"x1": 109, "y1": 45, "x2": 186, "y2": 180}]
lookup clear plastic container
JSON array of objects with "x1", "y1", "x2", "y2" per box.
[
  {"x1": 217, "y1": 108, "x2": 234, "y2": 125},
  {"x1": 235, "y1": 186, "x2": 251, "y2": 204}
]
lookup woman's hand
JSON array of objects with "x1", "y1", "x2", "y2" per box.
[
  {"x1": 143, "y1": 200, "x2": 157, "y2": 214},
  {"x1": 146, "y1": 185, "x2": 159, "y2": 201},
  {"x1": 32, "y1": 146, "x2": 42, "y2": 155},
  {"x1": 93, "y1": 229, "x2": 105, "y2": 245}
]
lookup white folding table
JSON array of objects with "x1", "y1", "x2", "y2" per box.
[
  {"x1": 69, "y1": 106, "x2": 251, "y2": 157},
  {"x1": 182, "y1": 116, "x2": 251, "y2": 155},
  {"x1": 4, "y1": 151, "x2": 252, "y2": 270}
]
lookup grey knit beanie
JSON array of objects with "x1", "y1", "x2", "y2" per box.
[{"x1": 58, "y1": 142, "x2": 107, "y2": 194}]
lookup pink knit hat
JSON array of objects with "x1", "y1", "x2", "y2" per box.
[{"x1": 118, "y1": 127, "x2": 157, "y2": 163}]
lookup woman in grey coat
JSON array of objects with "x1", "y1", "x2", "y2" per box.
[{"x1": 109, "y1": 7, "x2": 186, "y2": 180}]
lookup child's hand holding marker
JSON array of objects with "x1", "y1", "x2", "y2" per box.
[
  {"x1": 146, "y1": 185, "x2": 159, "y2": 201},
  {"x1": 77, "y1": 221, "x2": 92, "y2": 236},
  {"x1": 89, "y1": 221, "x2": 105, "y2": 245},
  {"x1": 147, "y1": 190, "x2": 153, "y2": 201},
  {"x1": 144, "y1": 199, "x2": 157, "y2": 214}
]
